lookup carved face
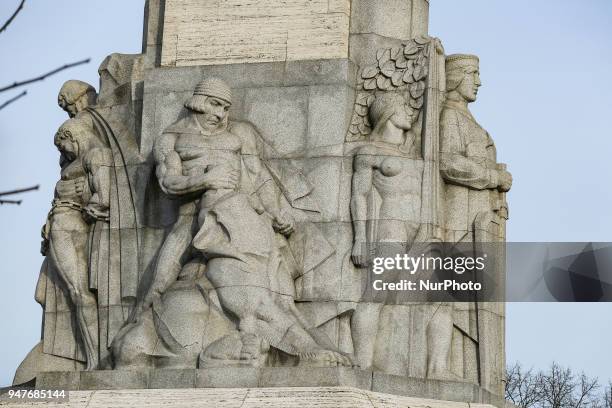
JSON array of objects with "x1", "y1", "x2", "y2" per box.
[
  {"x1": 54, "y1": 127, "x2": 78, "y2": 161},
  {"x1": 389, "y1": 102, "x2": 415, "y2": 131},
  {"x1": 58, "y1": 94, "x2": 78, "y2": 118},
  {"x1": 195, "y1": 96, "x2": 231, "y2": 133},
  {"x1": 457, "y1": 67, "x2": 481, "y2": 102}
]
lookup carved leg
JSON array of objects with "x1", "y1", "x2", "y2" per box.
[
  {"x1": 426, "y1": 303, "x2": 454, "y2": 380},
  {"x1": 350, "y1": 302, "x2": 382, "y2": 369},
  {"x1": 49, "y1": 219, "x2": 99, "y2": 370},
  {"x1": 214, "y1": 284, "x2": 352, "y2": 367},
  {"x1": 135, "y1": 212, "x2": 196, "y2": 319},
  {"x1": 111, "y1": 311, "x2": 157, "y2": 369}
]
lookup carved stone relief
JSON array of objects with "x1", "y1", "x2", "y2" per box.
[
  {"x1": 14, "y1": 27, "x2": 510, "y2": 402},
  {"x1": 112, "y1": 78, "x2": 353, "y2": 369}
]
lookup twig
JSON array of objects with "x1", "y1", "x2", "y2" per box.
[
  {"x1": 0, "y1": 199, "x2": 22, "y2": 205},
  {"x1": 0, "y1": 184, "x2": 39, "y2": 197},
  {"x1": 0, "y1": 0, "x2": 25, "y2": 35},
  {"x1": 0, "y1": 58, "x2": 90, "y2": 93},
  {"x1": 0, "y1": 90, "x2": 26, "y2": 110}
]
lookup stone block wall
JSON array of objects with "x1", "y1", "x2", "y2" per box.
[{"x1": 160, "y1": 0, "x2": 351, "y2": 66}]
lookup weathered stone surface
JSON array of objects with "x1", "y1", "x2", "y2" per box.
[
  {"x1": 149, "y1": 369, "x2": 196, "y2": 389},
  {"x1": 0, "y1": 386, "x2": 499, "y2": 408},
  {"x1": 33, "y1": 367, "x2": 501, "y2": 405},
  {"x1": 350, "y1": 0, "x2": 429, "y2": 40},
  {"x1": 160, "y1": 0, "x2": 350, "y2": 66},
  {"x1": 13, "y1": 1, "x2": 511, "y2": 404}
]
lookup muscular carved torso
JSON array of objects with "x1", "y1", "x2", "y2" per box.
[
  {"x1": 53, "y1": 157, "x2": 91, "y2": 217},
  {"x1": 173, "y1": 130, "x2": 243, "y2": 208}
]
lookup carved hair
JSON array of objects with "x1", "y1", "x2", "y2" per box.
[
  {"x1": 368, "y1": 92, "x2": 407, "y2": 128},
  {"x1": 54, "y1": 117, "x2": 99, "y2": 157},
  {"x1": 58, "y1": 80, "x2": 97, "y2": 106}
]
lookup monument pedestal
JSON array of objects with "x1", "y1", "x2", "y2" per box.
[
  {"x1": 13, "y1": 1, "x2": 511, "y2": 406},
  {"x1": 3, "y1": 386, "x2": 499, "y2": 408},
  {"x1": 34, "y1": 368, "x2": 504, "y2": 406}
]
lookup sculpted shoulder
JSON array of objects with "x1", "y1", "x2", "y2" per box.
[
  {"x1": 353, "y1": 144, "x2": 378, "y2": 168},
  {"x1": 228, "y1": 120, "x2": 261, "y2": 155},
  {"x1": 355, "y1": 144, "x2": 379, "y2": 157},
  {"x1": 440, "y1": 106, "x2": 460, "y2": 125},
  {"x1": 163, "y1": 114, "x2": 199, "y2": 135}
]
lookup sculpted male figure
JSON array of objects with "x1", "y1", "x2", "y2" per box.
[
  {"x1": 140, "y1": 78, "x2": 351, "y2": 367},
  {"x1": 440, "y1": 54, "x2": 511, "y2": 390},
  {"x1": 41, "y1": 118, "x2": 110, "y2": 370},
  {"x1": 440, "y1": 54, "x2": 511, "y2": 242}
]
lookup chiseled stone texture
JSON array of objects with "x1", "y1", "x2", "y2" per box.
[
  {"x1": 1, "y1": 386, "x2": 500, "y2": 408},
  {"x1": 33, "y1": 368, "x2": 504, "y2": 406},
  {"x1": 161, "y1": 0, "x2": 350, "y2": 66},
  {"x1": 158, "y1": 0, "x2": 430, "y2": 67}
]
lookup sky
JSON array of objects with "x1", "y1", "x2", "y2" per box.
[{"x1": 0, "y1": 0, "x2": 611, "y2": 387}]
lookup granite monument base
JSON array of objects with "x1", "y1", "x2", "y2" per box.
[
  {"x1": 2, "y1": 386, "x2": 501, "y2": 408},
  {"x1": 34, "y1": 368, "x2": 505, "y2": 406}
]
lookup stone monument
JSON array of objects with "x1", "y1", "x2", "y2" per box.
[{"x1": 9, "y1": 1, "x2": 511, "y2": 406}]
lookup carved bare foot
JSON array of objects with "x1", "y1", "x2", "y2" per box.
[{"x1": 298, "y1": 349, "x2": 354, "y2": 367}]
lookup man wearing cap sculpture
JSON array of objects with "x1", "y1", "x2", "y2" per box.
[
  {"x1": 131, "y1": 77, "x2": 352, "y2": 367},
  {"x1": 440, "y1": 54, "x2": 512, "y2": 243},
  {"x1": 439, "y1": 55, "x2": 511, "y2": 388}
]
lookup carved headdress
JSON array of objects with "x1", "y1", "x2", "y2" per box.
[
  {"x1": 185, "y1": 77, "x2": 232, "y2": 112},
  {"x1": 445, "y1": 54, "x2": 479, "y2": 91}
]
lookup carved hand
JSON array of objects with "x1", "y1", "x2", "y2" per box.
[
  {"x1": 83, "y1": 203, "x2": 110, "y2": 223},
  {"x1": 40, "y1": 223, "x2": 50, "y2": 256},
  {"x1": 248, "y1": 195, "x2": 265, "y2": 214},
  {"x1": 497, "y1": 170, "x2": 513, "y2": 192},
  {"x1": 272, "y1": 211, "x2": 295, "y2": 237},
  {"x1": 351, "y1": 241, "x2": 369, "y2": 268},
  {"x1": 40, "y1": 239, "x2": 49, "y2": 256}
]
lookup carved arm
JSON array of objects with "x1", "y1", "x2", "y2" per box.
[{"x1": 350, "y1": 151, "x2": 375, "y2": 267}]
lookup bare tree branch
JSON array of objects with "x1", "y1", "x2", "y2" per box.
[
  {"x1": 0, "y1": 185, "x2": 39, "y2": 197},
  {"x1": 0, "y1": 90, "x2": 26, "y2": 110},
  {"x1": 507, "y1": 363, "x2": 610, "y2": 408},
  {"x1": 0, "y1": 199, "x2": 22, "y2": 205},
  {"x1": 604, "y1": 382, "x2": 612, "y2": 408},
  {"x1": 0, "y1": 0, "x2": 25, "y2": 35},
  {"x1": 574, "y1": 373, "x2": 599, "y2": 408},
  {"x1": 0, "y1": 58, "x2": 90, "y2": 93},
  {"x1": 506, "y1": 362, "x2": 544, "y2": 408}
]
